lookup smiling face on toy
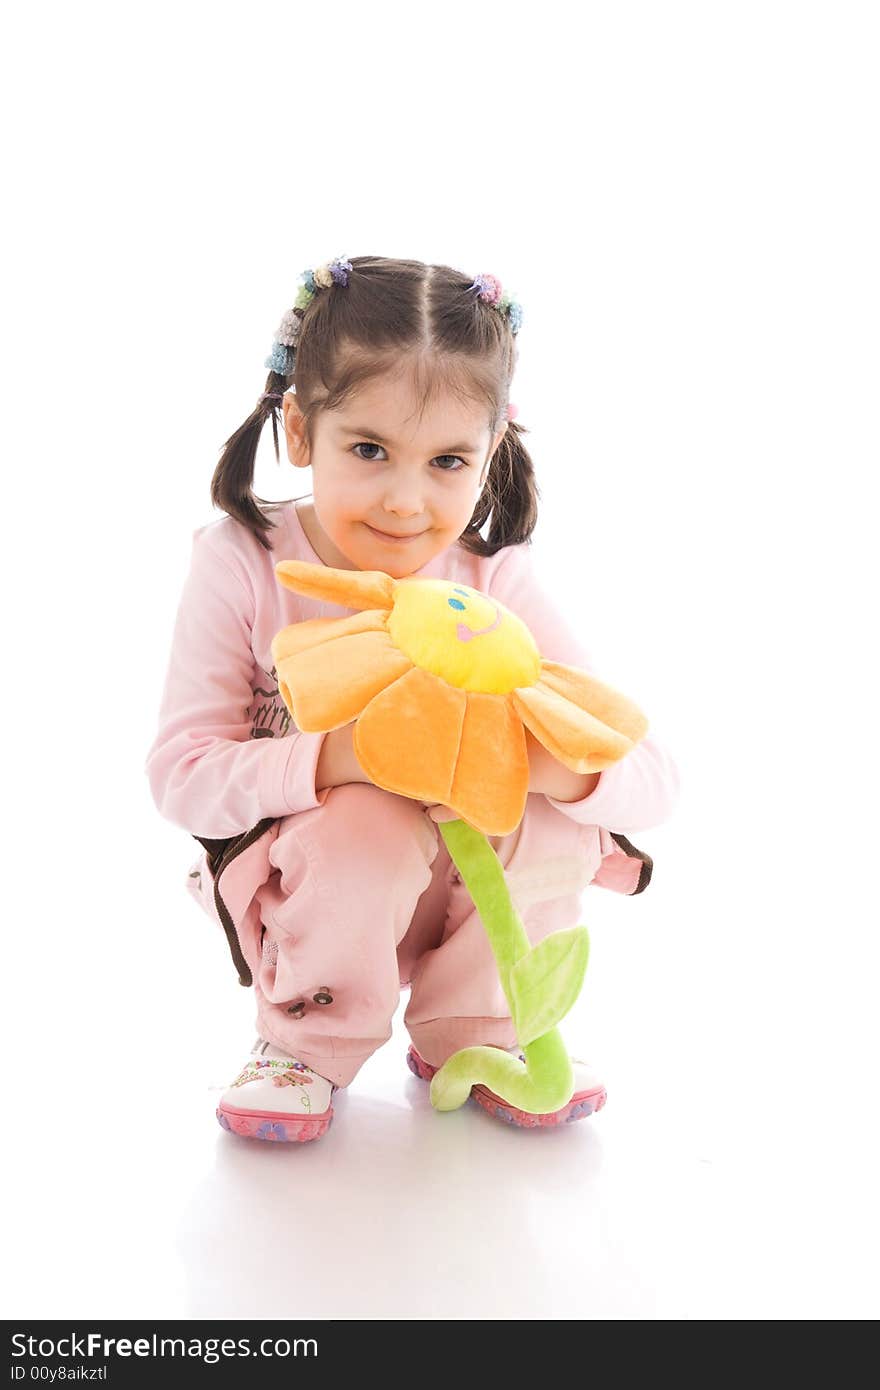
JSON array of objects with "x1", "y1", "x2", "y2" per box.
[{"x1": 387, "y1": 580, "x2": 541, "y2": 694}]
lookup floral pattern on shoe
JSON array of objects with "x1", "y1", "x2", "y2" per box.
[
  {"x1": 256, "y1": 1121, "x2": 288, "y2": 1141},
  {"x1": 229, "y1": 1058, "x2": 316, "y2": 1112},
  {"x1": 216, "y1": 1108, "x2": 333, "y2": 1143}
]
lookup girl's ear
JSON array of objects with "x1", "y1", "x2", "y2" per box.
[{"x1": 282, "y1": 396, "x2": 311, "y2": 469}]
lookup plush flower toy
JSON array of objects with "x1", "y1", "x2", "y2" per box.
[{"x1": 270, "y1": 561, "x2": 649, "y2": 1116}]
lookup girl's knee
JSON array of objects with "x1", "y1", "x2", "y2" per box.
[
  {"x1": 491, "y1": 803, "x2": 603, "y2": 905},
  {"x1": 326, "y1": 782, "x2": 431, "y2": 830},
  {"x1": 280, "y1": 782, "x2": 439, "y2": 869}
]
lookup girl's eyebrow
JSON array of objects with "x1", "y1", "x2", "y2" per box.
[{"x1": 340, "y1": 425, "x2": 482, "y2": 454}]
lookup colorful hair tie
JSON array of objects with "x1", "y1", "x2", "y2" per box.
[
  {"x1": 264, "y1": 257, "x2": 523, "y2": 378},
  {"x1": 468, "y1": 272, "x2": 524, "y2": 336},
  {"x1": 265, "y1": 256, "x2": 352, "y2": 371}
]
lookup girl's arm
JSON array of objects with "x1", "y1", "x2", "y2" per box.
[
  {"x1": 315, "y1": 722, "x2": 369, "y2": 791},
  {"x1": 488, "y1": 544, "x2": 680, "y2": 834},
  {"x1": 145, "y1": 528, "x2": 333, "y2": 839},
  {"x1": 525, "y1": 729, "x2": 601, "y2": 801}
]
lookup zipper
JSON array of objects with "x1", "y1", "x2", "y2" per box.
[{"x1": 193, "y1": 817, "x2": 276, "y2": 987}]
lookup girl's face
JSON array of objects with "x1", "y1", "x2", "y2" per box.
[{"x1": 282, "y1": 366, "x2": 508, "y2": 578}]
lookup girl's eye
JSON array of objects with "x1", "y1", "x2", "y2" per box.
[{"x1": 351, "y1": 443, "x2": 466, "y2": 472}]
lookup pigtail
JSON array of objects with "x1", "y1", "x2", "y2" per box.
[
  {"x1": 459, "y1": 420, "x2": 539, "y2": 557},
  {"x1": 209, "y1": 371, "x2": 292, "y2": 552}
]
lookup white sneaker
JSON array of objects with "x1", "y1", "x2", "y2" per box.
[{"x1": 217, "y1": 1037, "x2": 336, "y2": 1143}]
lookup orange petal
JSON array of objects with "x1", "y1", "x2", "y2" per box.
[
  {"x1": 275, "y1": 560, "x2": 396, "y2": 611},
  {"x1": 275, "y1": 628, "x2": 412, "y2": 730},
  {"x1": 447, "y1": 693, "x2": 529, "y2": 836},
  {"x1": 271, "y1": 608, "x2": 387, "y2": 666},
  {"x1": 354, "y1": 675, "x2": 528, "y2": 837},
  {"x1": 537, "y1": 660, "x2": 649, "y2": 743},
  {"x1": 354, "y1": 667, "x2": 466, "y2": 804},
  {"x1": 512, "y1": 683, "x2": 640, "y2": 772}
]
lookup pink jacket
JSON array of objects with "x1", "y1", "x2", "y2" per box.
[{"x1": 145, "y1": 502, "x2": 680, "y2": 984}]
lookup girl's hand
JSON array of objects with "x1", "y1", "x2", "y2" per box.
[
  {"x1": 525, "y1": 730, "x2": 601, "y2": 802},
  {"x1": 315, "y1": 723, "x2": 371, "y2": 790}
]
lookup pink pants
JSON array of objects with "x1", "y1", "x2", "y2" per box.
[{"x1": 196, "y1": 785, "x2": 601, "y2": 1088}]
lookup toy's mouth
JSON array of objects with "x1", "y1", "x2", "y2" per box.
[{"x1": 456, "y1": 604, "x2": 501, "y2": 643}]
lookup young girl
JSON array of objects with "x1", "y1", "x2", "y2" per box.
[{"x1": 145, "y1": 254, "x2": 680, "y2": 1143}]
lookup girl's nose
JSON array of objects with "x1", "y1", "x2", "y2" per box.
[{"x1": 382, "y1": 484, "x2": 425, "y2": 517}]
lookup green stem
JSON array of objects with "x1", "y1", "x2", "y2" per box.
[
  {"x1": 439, "y1": 818, "x2": 530, "y2": 994},
  {"x1": 431, "y1": 817, "x2": 575, "y2": 1116}
]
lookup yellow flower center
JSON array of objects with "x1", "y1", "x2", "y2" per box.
[{"x1": 387, "y1": 580, "x2": 541, "y2": 694}]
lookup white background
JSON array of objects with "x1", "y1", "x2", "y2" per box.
[{"x1": 2, "y1": 0, "x2": 878, "y2": 1320}]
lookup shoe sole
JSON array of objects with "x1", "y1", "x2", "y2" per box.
[
  {"x1": 216, "y1": 1101, "x2": 333, "y2": 1143},
  {"x1": 406, "y1": 1045, "x2": 606, "y2": 1127}
]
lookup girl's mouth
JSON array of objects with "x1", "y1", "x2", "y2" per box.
[{"x1": 365, "y1": 524, "x2": 426, "y2": 544}]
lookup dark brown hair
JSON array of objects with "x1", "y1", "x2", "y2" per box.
[{"x1": 210, "y1": 255, "x2": 539, "y2": 556}]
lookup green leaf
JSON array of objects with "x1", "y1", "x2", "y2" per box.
[{"x1": 509, "y1": 927, "x2": 590, "y2": 1046}]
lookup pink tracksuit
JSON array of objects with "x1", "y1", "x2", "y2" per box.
[{"x1": 145, "y1": 502, "x2": 680, "y2": 1086}]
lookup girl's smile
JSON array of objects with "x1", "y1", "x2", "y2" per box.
[
  {"x1": 281, "y1": 361, "x2": 508, "y2": 577},
  {"x1": 363, "y1": 523, "x2": 429, "y2": 545}
]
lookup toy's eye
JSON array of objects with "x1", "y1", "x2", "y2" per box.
[{"x1": 447, "y1": 598, "x2": 466, "y2": 611}]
